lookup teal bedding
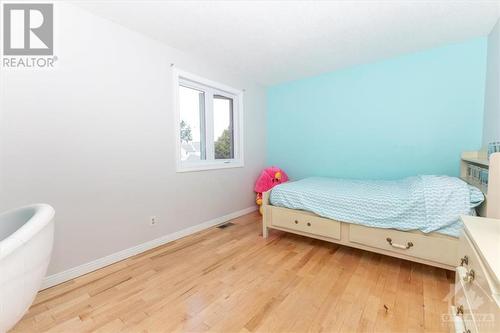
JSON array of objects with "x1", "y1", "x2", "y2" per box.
[{"x1": 269, "y1": 176, "x2": 484, "y2": 237}]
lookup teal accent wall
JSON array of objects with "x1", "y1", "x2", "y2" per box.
[{"x1": 267, "y1": 38, "x2": 487, "y2": 180}]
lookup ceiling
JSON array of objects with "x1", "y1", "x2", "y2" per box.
[{"x1": 80, "y1": 0, "x2": 500, "y2": 86}]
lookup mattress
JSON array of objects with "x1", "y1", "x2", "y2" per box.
[{"x1": 269, "y1": 176, "x2": 484, "y2": 237}]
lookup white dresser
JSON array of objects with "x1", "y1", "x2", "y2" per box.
[{"x1": 452, "y1": 216, "x2": 500, "y2": 333}]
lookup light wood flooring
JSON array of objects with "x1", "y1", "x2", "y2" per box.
[{"x1": 12, "y1": 212, "x2": 455, "y2": 333}]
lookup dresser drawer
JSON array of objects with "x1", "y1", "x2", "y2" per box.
[
  {"x1": 454, "y1": 281, "x2": 479, "y2": 333},
  {"x1": 458, "y1": 231, "x2": 495, "y2": 300},
  {"x1": 348, "y1": 224, "x2": 458, "y2": 266},
  {"x1": 456, "y1": 231, "x2": 500, "y2": 333},
  {"x1": 271, "y1": 208, "x2": 341, "y2": 240},
  {"x1": 456, "y1": 267, "x2": 498, "y2": 333}
]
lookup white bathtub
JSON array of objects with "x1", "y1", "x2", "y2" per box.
[{"x1": 0, "y1": 204, "x2": 55, "y2": 333}]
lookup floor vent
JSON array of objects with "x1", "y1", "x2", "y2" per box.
[{"x1": 217, "y1": 222, "x2": 235, "y2": 229}]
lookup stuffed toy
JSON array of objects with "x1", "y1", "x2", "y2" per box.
[{"x1": 254, "y1": 167, "x2": 288, "y2": 214}]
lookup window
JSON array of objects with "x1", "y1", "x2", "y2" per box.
[{"x1": 174, "y1": 69, "x2": 243, "y2": 172}]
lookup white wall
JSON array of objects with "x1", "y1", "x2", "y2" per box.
[
  {"x1": 483, "y1": 19, "x2": 500, "y2": 146},
  {"x1": 0, "y1": 4, "x2": 266, "y2": 276}
]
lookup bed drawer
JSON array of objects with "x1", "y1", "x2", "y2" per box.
[
  {"x1": 271, "y1": 208, "x2": 341, "y2": 240},
  {"x1": 348, "y1": 224, "x2": 457, "y2": 266}
]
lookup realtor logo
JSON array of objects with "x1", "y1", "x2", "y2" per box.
[{"x1": 3, "y1": 3, "x2": 53, "y2": 56}]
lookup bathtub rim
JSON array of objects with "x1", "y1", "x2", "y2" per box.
[{"x1": 0, "y1": 204, "x2": 55, "y2": 261}]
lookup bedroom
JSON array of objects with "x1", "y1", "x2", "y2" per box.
[{"x1": 0, "y1": 0, "x2": 499, "y2": 332}]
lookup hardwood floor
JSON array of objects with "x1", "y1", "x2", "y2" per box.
[{"x1": 12, "y1": 212, "x2": 455, "y2": 333}]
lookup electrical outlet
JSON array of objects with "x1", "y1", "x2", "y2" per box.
[{"x1": 149, "y1": 216, "x2": 159, "y2": 227}]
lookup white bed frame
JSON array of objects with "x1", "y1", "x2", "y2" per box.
[{"x1": 262, "y1": 152, "x2": 500, "y2": 270}]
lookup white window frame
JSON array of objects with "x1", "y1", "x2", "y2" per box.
[{"x1": 173, "y1": 68, "x2": 244, "y2": 172}]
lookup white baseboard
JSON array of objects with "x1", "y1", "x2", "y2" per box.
[{"x1": 41, "y1": 206, "x2": 257, "y2": 290}]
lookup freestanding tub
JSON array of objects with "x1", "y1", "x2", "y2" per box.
[{"x1": 0, "y1": 204, "x2": 55, "y2": 333}]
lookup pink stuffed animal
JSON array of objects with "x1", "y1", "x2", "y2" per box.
[{"x1": 254, "y1": 167, "x2": 289, "y2": 214}]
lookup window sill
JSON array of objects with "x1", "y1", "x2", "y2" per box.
[{"x1": 176, "y1": 161, "x2": 244, "y2": 173}]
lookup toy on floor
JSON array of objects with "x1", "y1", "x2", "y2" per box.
[{"x1": 254, "y1": 167, "x2": 289, "y2": 214}]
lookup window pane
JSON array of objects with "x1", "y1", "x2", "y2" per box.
[
  {"x1": 179, "y1": 85, "x2": 206, "y2": 161},
  {"x1": 213, "y1": 95, "x2": 234, "y2": 160}
]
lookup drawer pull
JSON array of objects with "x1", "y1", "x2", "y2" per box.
[
  {"x1": 294, "y1": 220, "x2": 298, "y2": 224},
  {"x1": 307, "y1": 222, "x2": 311, "y2": 226},
  {"x1": 455, "y1": 305, "x2": 471, "y2": 333},
  {"x1": 460, "y1": 255, "x2": 469, "y2": 266},
  {"x1": 386, "y1": 237, "x2": 413, "y2": 250},
  {"x1": 463, "y1": 269, "x2": 475, "y2": 283}
]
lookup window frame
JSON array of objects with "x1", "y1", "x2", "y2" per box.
[{"x1": 173, "y1": 68, "x2": 244, "y2": 172}]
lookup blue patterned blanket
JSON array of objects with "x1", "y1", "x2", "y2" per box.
[{"x1": 269, "y1": 176, "x2": 484, "y2": 237}]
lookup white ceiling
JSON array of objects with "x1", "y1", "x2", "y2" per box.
[{"x1": 80, "y1": 0, "x2": 500, "y2": 86}]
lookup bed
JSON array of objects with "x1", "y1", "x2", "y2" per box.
[{"x1": 262, "y1": 152, "x2": 499, "y2": 270}]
